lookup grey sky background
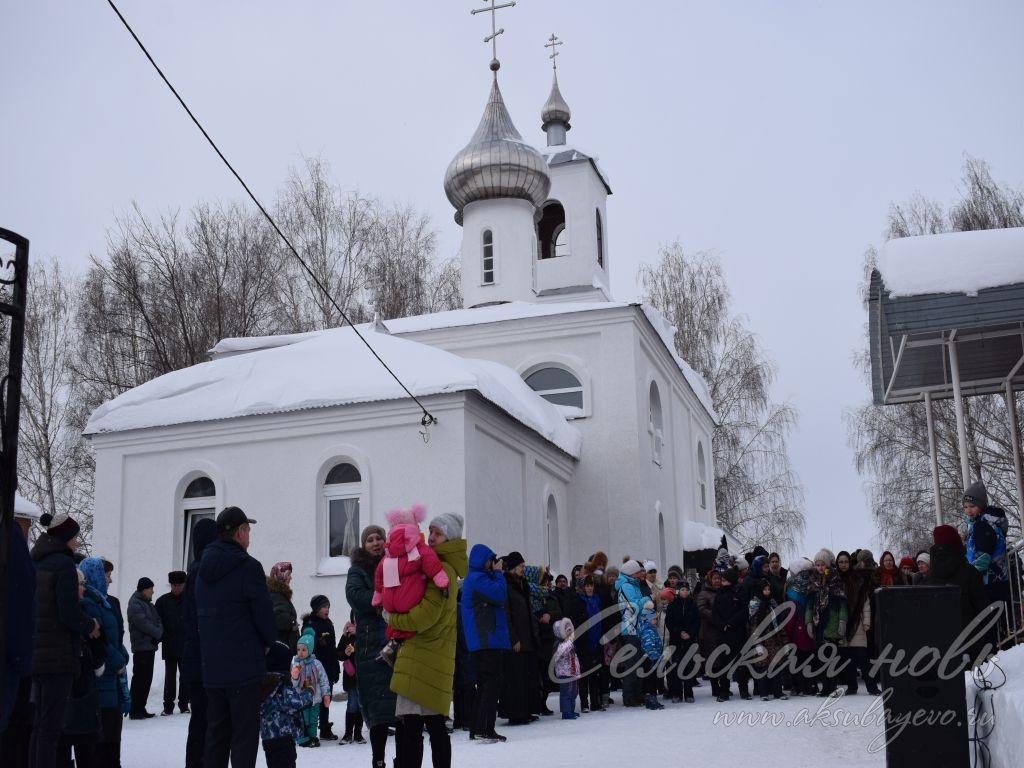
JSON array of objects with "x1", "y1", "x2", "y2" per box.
[{"x1": 4, "y1": 1, "x2": 1023, "y2": 556}]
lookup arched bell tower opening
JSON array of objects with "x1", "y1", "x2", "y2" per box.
[{"x1": 537, "y1": 201, "x2": 568, "y2": 260}]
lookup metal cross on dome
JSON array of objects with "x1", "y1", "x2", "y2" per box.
[
  {"x1": 545, "y1": 33, "x2": 562, "y2": 71},
  {"x1": 470, "y1": 0, "x2": 516, "y2": 71}
]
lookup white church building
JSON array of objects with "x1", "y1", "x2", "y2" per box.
[{"x1": 87, "y1": 58, "x2": 722, "y2": 612}]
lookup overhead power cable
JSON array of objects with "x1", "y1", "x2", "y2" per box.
[{"x1": 105, "y1": 0, "x2": 436, "y2": 429}]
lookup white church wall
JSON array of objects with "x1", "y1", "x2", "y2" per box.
[
  {"x1": 537, "y1": 160, "x2": 611, "y2": 295},
  {"x1": 393, "y1": 304, "x2": 717, "y2": 570},
  {"x1": 460, "y1": 198, "x2": 538, "y2": 308},
  {"x1": 462, "y1": 394, "x2": 573, "y2": 567}
]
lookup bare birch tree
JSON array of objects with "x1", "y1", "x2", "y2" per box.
[
  {"x1": 847, "y1": 156, "x2": 1024, "y2": 551},
  {"x1": 641, "y1": 245, "x2": 806, "y2": 555},
  {"x1": 17, "y1": 259, "x2": 94, "y2": 546}
]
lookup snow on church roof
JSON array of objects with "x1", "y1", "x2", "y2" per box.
[
  {"x1": 209, "y1": 301, "x2": 718, "y2": 424},
  {"x1": 85, "y1": 326, "x2": 582, "y2": 457},
  {"x1": 879, "y1": 227, "x2": 1024, "y2": 297}
]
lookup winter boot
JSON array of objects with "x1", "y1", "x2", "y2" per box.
[
  {"x1": 340, "y1": 712, "x2": 355, "y2": 744},
  {"x1": 353, "y1": 713, "x2": 365, "y2": 744}
]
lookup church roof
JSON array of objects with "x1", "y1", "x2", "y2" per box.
[
  {"x1": 209, "y1": 301, "x2": 717, "y2": 423},
  {"x1": 539, "y1": 144, "x2": 612, "y2": 194},
  {"x1": 85, "y1": 326, "x2": 582, "y2": 457}
]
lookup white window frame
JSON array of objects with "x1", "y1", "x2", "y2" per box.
[
  {"x1": 319, "y1": 461, "x2": 364, "y2": 575},
  {"x1": 649, "y1": 381, "x2": 664, "y2": 466},
  {"x1": 179, "y1": 476, "x2": 217, "y2": 570},
  {"x1": 481, "y1": 228, "x2": 495, "y2": 285},
  {"x1": 697, "y1": 441, "x2": 707, "y2": 509},
  {"x1": 523, "y1": 365, "x2": 585, "y2": 418}
]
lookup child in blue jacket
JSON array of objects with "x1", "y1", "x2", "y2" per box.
[{"x1": 261, "y1": 642, "x2": 314, "y2": 768}]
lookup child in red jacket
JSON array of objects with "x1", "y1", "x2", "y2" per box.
[{"x1": 372, "y1": 504, "x2": 449, "y2": 665}]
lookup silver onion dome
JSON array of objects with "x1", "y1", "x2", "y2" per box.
[
  {"x1": 541, "y1": 71, "x2": 571, "y2": 131},
  {"x1": 444, "y1": 78, "x2": 551, "y2": 223}
]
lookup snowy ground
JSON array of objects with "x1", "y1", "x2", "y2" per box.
[{"x1": 124, "y1": 662, "x2": 887, "y2": 767}]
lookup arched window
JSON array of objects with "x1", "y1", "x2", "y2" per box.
[
  {"x1": 697, "y1": 442, "x2": 707, "y2": 509},
  {"x1": 657, "y1": 509, "x2": 667, "y2": 573},
  {"x1": 596, "y1": 209, "x2": 604, "y2": 267},
  {"x1": 181, "y1": 476, "x2": 216, "y2": 569},
  {"x1": 324, "y1": 462, "x2": 362, "y2": 559},
  {"x1": 537, "y1": 201, "x2": 567, "y2": 260},
  {"x1": 525, "y1": 367, "x2": 583, "y2": 409},
  {"x1": 546, "y1": 496, "x2": 559, "y2": 572},
  {"x1": 481, "y1": 229, "x2": 494, "y2": 285},
  {"x1": 649, "y1": 381, "x2": 664, "y2": 465}
]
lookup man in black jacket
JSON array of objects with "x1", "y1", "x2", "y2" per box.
[
  {"x1": 197, "y1": 507, "x2": 276, "y2": 768},
  {"x1": 181, "y1": 518, "x2": 217, "y2": 768},
  {"x1": 156, "y1": 571, "x2": 188, "y2": 715},
  {"x1": 29, "y1": 512, "x2": 99, "y2": 768}
]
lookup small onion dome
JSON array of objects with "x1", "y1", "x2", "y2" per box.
[
  {"x1": 444, "y1": 78, "x2": 551, "y2": 223},
  {"x1": 541, "y1": 71, "x2": 571, "y2": 132}
]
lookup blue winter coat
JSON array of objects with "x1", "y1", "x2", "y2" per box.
[
  {"x1": 181, "y1": 518, "x2": 217, "y2": 685},
  {"x1": 260, "y1": 674, "x2": 314, "y2": 741},
  {"x1": 196, "y1": 539, "x2": 277, "y2": 689},
  {"x1": 614, "y1": 573, "x2": 646, "y2": 638},
  {"x1": 459, "y1": 544, "x2": 510, "y2": 652},
  {"x1": 80, "y1": 558, "x2": 129, "y2": 710}
]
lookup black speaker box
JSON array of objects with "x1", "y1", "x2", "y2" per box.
[{"x1": 874, "y1": 585, "x2": 970, "y2": 768}]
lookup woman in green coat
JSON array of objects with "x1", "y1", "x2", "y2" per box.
[
  {"x1": 387, "y1": 512, "x2": 467, "y2": 768},
  {"x1": 346, "y1": 524, "x2": 402, "y2": 767}
]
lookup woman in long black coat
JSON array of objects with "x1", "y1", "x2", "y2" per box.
[
  {"x1": 713, "y1": 568, "x2": 751, "y2": 701},
  {"x1": 498, "y1": 553, "x2": 539, "y2": 725},
  {"x1": 346, "y1": 525, "x2": 403, "y2": 766}
]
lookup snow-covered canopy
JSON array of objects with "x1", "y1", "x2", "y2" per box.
[
  {"x1": 87, "y1": 326, "x2": 582, "y2": 458},
  {"x1": 681, "y1": 519, "x2": 726, "y2": 551},
  {"x1": 879, "y1": 226, "x2": 1024, "y2": 297},
  {"x1": 209, "y1": 301, "x2": 718, "y2": 424},
  {"x1": 14, "y1": 492, "x2": 41, "y2": 519}
]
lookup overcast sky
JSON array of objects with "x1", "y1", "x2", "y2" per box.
[{"x1": 4, "y1": 1, "x2": 1023, "y2": 556}]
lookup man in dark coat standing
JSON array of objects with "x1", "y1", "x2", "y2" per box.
[
  {"x1": 197, "y1": 507, "x2": 275, "y2": 768},
  {"x1": 0, "y1": 515, "x2": 35, "y2": 768},
  {"x1": 181, "y1": 518, "x2": 217, "y2": 768},
  {"x1": 127, "y1": 577, "x2": 163, "y2": 719},
  {"x1": 29, "y1": 512, "x2": 99, "y2": 768},
  {"x1": 156, "y1": 571, "x2": 188, "y2": 715}
]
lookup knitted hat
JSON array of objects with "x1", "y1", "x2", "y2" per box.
[
  {"x1": 855, "y1": 549, "x2": 876, "y2": 570},
  {"x1": 270, "y1": 562, "x2": 293, "y2": 582},
  {"x1": 643, "y1": 560, "x2": 658, "y2": 573},
  {"x1": 296, "y1": 627, "x2": 316, "y2": 653},
  {"x1": 310, "y1": 594, "x2": 330, "y2": 613},
  {"x1": 503, "y1": 551, "x2": 525, "y2": 570},
  {"x1": 360, "y1": 524, "x2": 386, "y2": 547},
  {"x1": 38, "y1": 512, "x2": 80, "y2": 543},
  {"x1": 722, "y1": 567, "x2": 740, "y2": 585},
  {"x1": 168, "y1": 571, "x2": 187, "y2": 585},
  {"x1": 667, "y1": 565, "x2": 684, "y2": 579},
  {"x1": 789, "y1": 558, "x2": 813, "y2": 575},
  {"x1": 428, "y1": 512, "x2": 465, "y2": 541},
  {"x1": 916, "y1": 553, "x2": 931, "y2": 566},
  {"x1": 266, "y1": 641, "x2": 292, "y2": 674},
  {"x1": 813, "y1": 548, "x2": 835, "y2": 567},
  {"x1": 620, "y1": 559, "x2": 643, "y2": 577},
  {"x1": 898, "y1": 556, "x2": 915, "y2": 569},
  {"x1": 963, "y1": 481, "x2": 988, "y2": 510},
  {"x1": 735, "y1": 557, "x2": 749, "y2": 572},
  {"x1": 713, "y1": 548, "x2": 732, "y2": 573},
  {"x1": 933, "y1": 525, "x2": 964, "y2": 552},
  {"x1": 659, "y1": 587, "x2": 677, "y2": 604},
  {"x1": 137, "y1": 577, "x2": 154, "y2": 591},
  {"x1": 678, "y1": 579, "x2": 691, "y2": 591}
]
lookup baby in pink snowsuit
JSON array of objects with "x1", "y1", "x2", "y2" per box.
[{"x1": 372, "y1": 504, "x2": 449, "y2": 665}]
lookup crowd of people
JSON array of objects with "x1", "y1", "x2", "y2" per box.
[{"x1": 0, "y1": 480, "x2": 1011, "y2": 768}]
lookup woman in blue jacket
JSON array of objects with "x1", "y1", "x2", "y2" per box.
[
  {"x1": 80, "y1": 557, "x2": 130, "y2": 768},
  {"x1": 459, "y1": 544, "x2": 509, "y2": 742}
]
